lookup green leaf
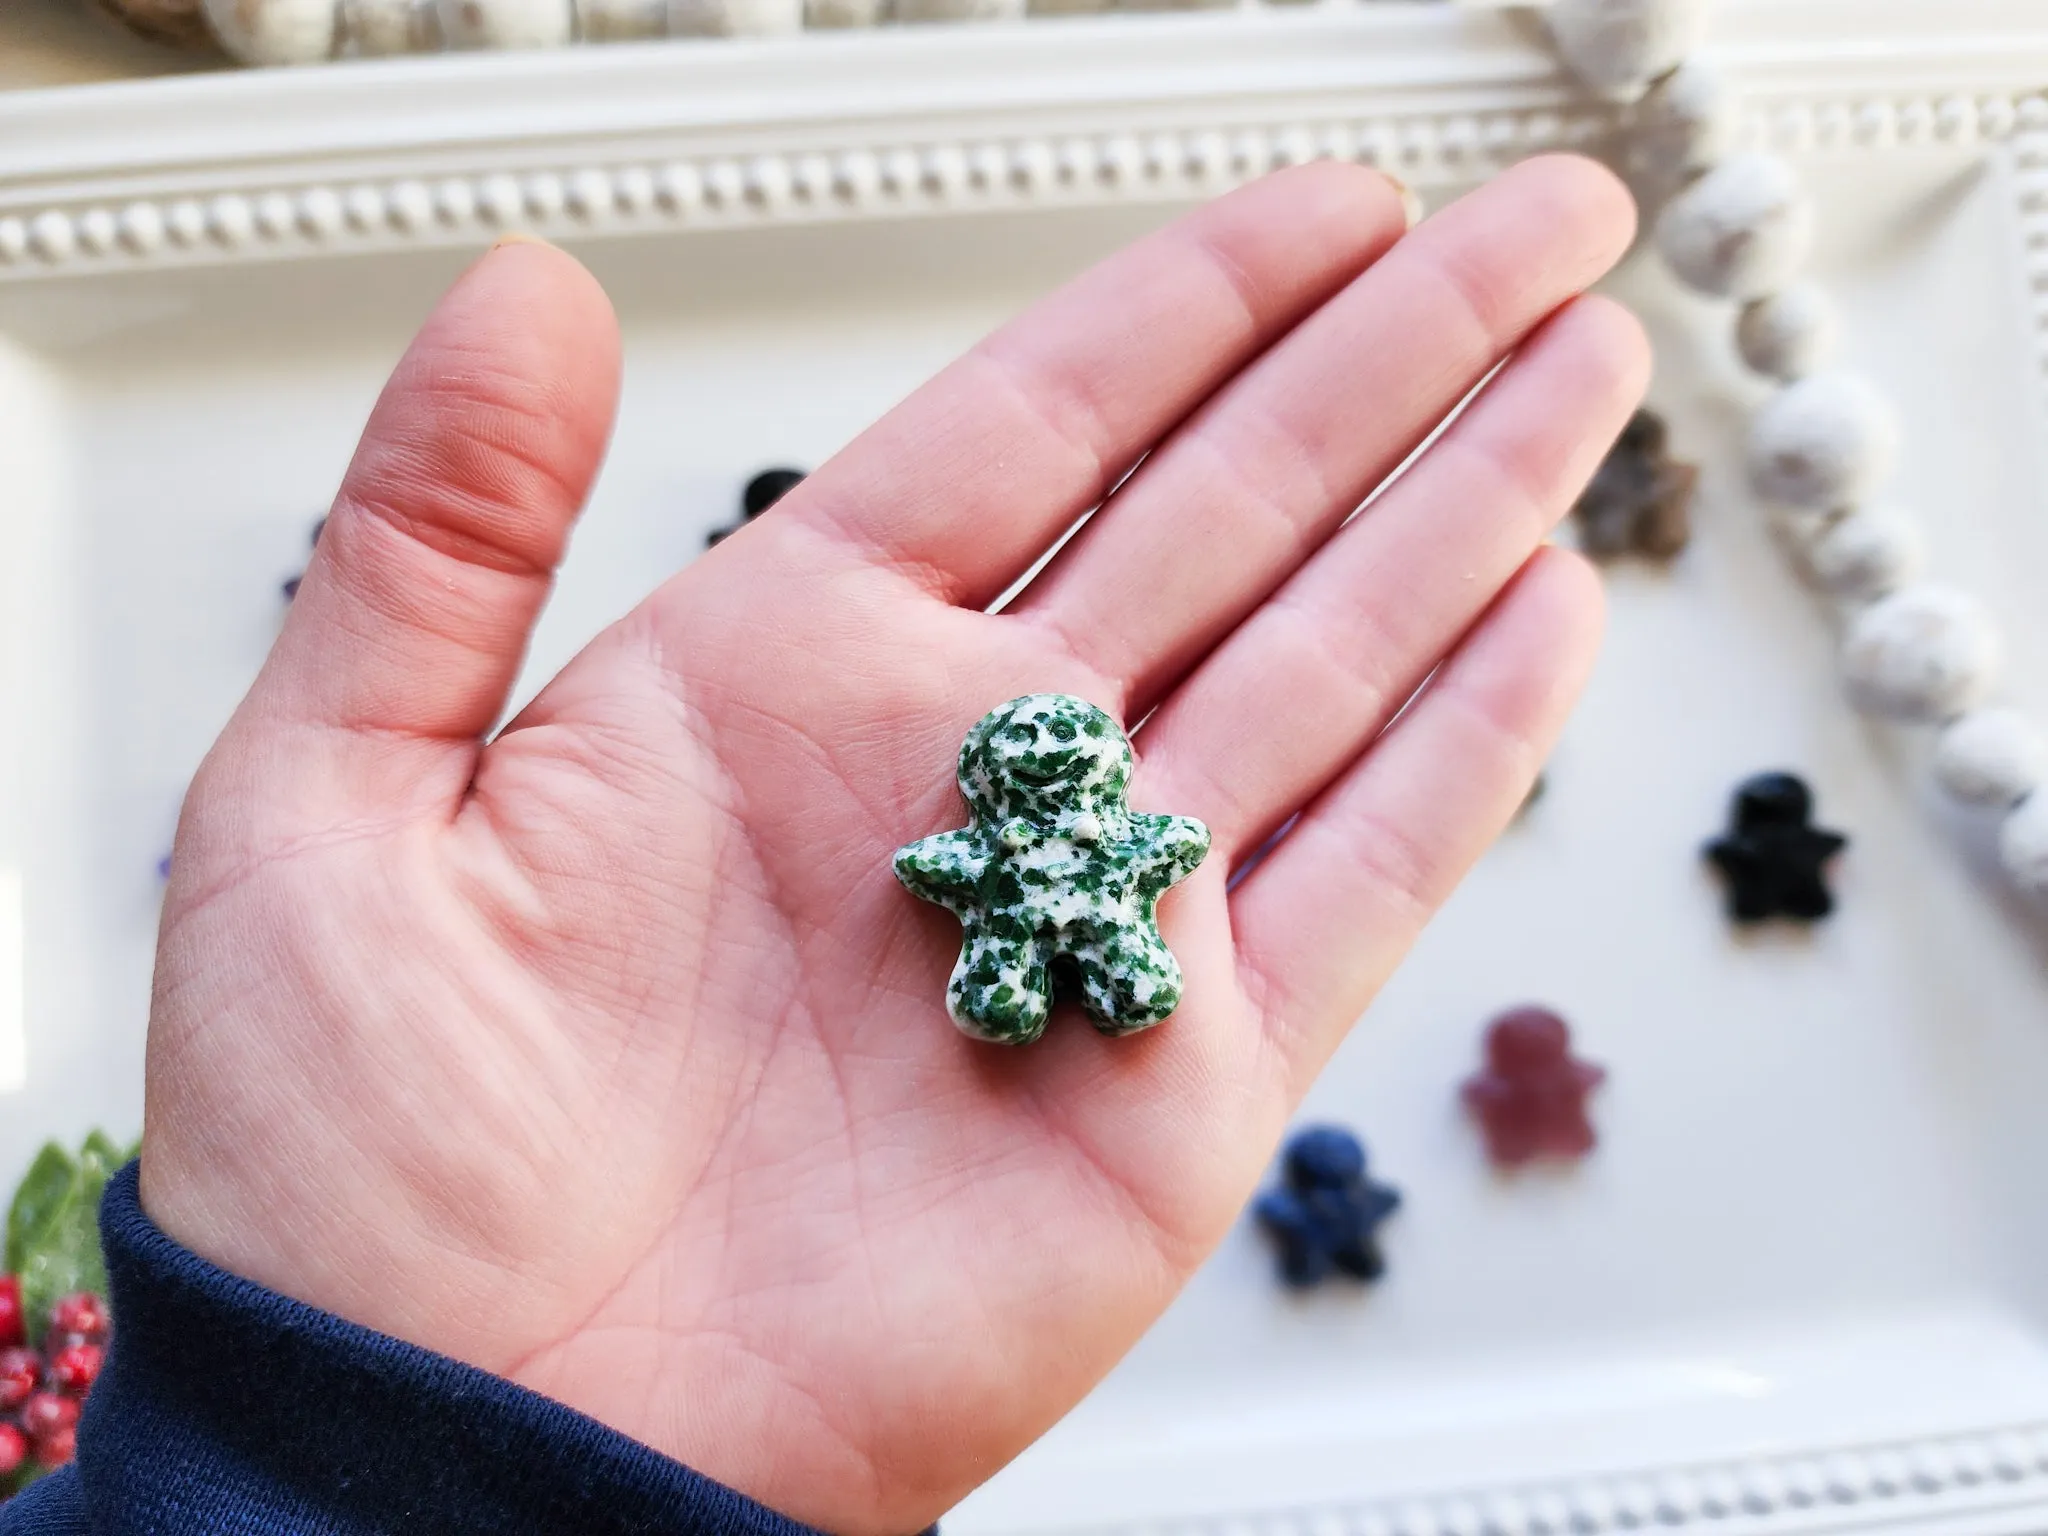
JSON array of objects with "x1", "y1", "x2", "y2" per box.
[
  {"x1": 82, "y1": 1130, "x2": 126, "y2": 1177},
  {"x1": 9, "y1": 1134, "x2": 121, "y2": 1341},
  {"x1": 20, "y1": 1191, "x2": 105, "y2": 1342},
  {"x1": 5, "y1": 1142, "x2": 77, "y2": 1276}
]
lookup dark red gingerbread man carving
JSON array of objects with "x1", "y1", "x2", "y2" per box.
[{"x1": 1461, "y1": 1006, "x2": 1606, "y2": 1167}]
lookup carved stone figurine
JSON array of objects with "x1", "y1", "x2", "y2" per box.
[
  {"x1": 1254, "y1": 1126, "x2": 1402, "y2": 1288},
  {"x1": 280, "y1": 515, "x2": 326, "y2": 601},
  {"x1": 1571, "y1": 409, "x2": 1698, "y2": 560},
  {"x1": 893, "y1": 694, "x2": 1209, "y2": 1045},
  {"x1": 707, "y1": 467, "x2": 805, "y2": 547},
  {"x1": 1703, "y1": 771, "x2": 1848, "y2": 923},
  {"x1": 1462, "y1": 1007, "x2": 1606, "y2": 1168}
]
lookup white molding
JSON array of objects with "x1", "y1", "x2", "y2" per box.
[
  {"x1": 0, "y1": 1, "x2": 2043, "y2": 277},
  {"x1": 1070, "y1": 1421, "x2": 2048, "y2": 1536},
  {"x1": 2016, "y1": 125, "x2": 2048, "y2": 394}
]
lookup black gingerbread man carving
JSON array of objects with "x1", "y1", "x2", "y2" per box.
[{"x1": 1705, "y1": 771, "x2": 1848, "y2": 923}]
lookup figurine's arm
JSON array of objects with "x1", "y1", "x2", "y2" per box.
[
  {"x1": 1130, "y1": 814, "x2": 1211, "y2": 894},
  {"x1": 893, "y1": 829, "x2": 991, "y2": 916}
]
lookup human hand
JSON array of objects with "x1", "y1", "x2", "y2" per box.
[{"x1": 142, "y1": 157, "x2": 1643, "y2": 1534}]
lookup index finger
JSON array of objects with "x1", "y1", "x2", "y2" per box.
[{"x1": 774, "y1": 161, "x2": 1412, "y2": 607}]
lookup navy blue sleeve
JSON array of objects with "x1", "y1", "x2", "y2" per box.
[{"x1": 2, "y1": 1162, "x2": 833, "y2": 1536}]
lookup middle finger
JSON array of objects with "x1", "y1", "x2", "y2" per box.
[{"x1": 1008, "y1": 154, "x2": 1635, "y2": 713}]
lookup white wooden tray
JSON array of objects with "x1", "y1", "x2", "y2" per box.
[{"x1": 4, "y1": 4, "x2": 2048, "y2": 1534}]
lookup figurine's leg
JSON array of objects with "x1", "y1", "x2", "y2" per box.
[
  {"x1": 1066, "y1": 928, "x2": 1183, "y2": 1037},
  {"x1": 1784, "y1": 872, "x2": 1835, "y2": 921},
  {"x1": 1727, "y1": 873, "x2": 1776, "y2": 923},
  {"x1": 1332, "y1": 1239, "x2": 1386, "y2": 1282},
  {"x1": 1254, "y1": 1195, "x2": 1329, "y2": 1288},
  {"x1": 946, "y1": 927, "x2": 1053, "y2": 1045}
]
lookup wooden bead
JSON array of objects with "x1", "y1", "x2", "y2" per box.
[
  {"x1": 339, "y1": 0, "x2": 437, "y2": 51},
  {"x1": 666, "y1": 0, "x2": 799, "y2": 33},
  {"x1": 1934, "y1": 709, "x2": 2048, "y2": 808},
  {"x1": 576, "y1": 0, "x2": 666, "y2": 36},
  {"x1": 2000, "y1": 792, "x2": 2048, "y2": 898},
  {"x1": 1791, "y1": 504, "x2": 1921, "y2": 601},
  {"x1": 202, "y1": 0, "x2": 338, "y2": 63},
  {"x1": 1840, "y1": 586, "x2": 2001, "y2": 723},
  {"x1": 1623, "y1": 62, "x2": 1735, "y2": 200},
  {"x1": 1736, "y1": 285, "x2": 1838, "y2": 382},
  {"x1": 1546, "y1": 0, "x2": 1711, "y2": 102},
  {"x1": 438, "y1": 0, "x2": 572, "y2": 45},
  {"x1": 803, "y1": 0, "x2": 882, "y2": 26},
  {"x1": 1656, "y1": 154, "x2": 1814, "y2": 299},
  {"x1": 890, "y1": 0, "x2": 1023, "y2": 21},
  {"x1": 1747, "y1": 372, "x2": 1897, "y2": 511},
  {"x1": 93, "y1": 0, "x2": 212, "y2": 47}
]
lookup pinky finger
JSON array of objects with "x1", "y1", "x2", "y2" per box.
[{"x1": 1229, "y1": 546, "x2": 1606, "y2": 1094}]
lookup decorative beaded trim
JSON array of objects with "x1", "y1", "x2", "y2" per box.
[
  {"x1": 0, "y1": 92, "x2": 2033, "y2": 276},
  {"x1": 2014, "y1": 123, "x2": 2048, "y2": 393},
  {"x1": 1055, "y1": 1421, "x2": 2048, "y2": 1536},
  {"x1": 0, "y1": 110, "x2": 1613, "y2": 274}
]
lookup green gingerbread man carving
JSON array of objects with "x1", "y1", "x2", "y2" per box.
[{"x1": 893, "y1": 694, "x2": 1211, "y2": 1045}]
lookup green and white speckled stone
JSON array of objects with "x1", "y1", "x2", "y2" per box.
[{"x1": 893, "y1": 694, "x2": 1210, "y2": 1046}]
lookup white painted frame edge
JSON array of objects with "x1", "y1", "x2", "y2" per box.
[{"x1": 0, "y1": 0, "x2": 2042, "y2": 277}]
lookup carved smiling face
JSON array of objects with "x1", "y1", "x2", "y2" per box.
[{"x1": 958, "y1": 694, "x2": 1129, "y2": 823}]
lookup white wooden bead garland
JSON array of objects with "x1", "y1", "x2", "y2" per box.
[
  {"x1": 1618, "y1": 61, "x2": 1735, "y2": 206},
  {"x1": 1839, "y1": 588, "x2": 2001, "y2": 724},
  {"x1": 1735, "y1": 285, "x2": 1836, "y2": 383},
  {"x1": 1934, "y1": 710, "x2": 2048, "y2": 809},
  {"x1": 340, "y1": 0, "x2": 440, "y2": 53},
  {"x1": 440, "y1": 0, "x2": 573, "y2": 49},
  {"x1": 1745, "y1": 372, "x2": 1898, "y2": 510},
  {"x1": 1544, "y1": 0, "x2": 1711, "y2": 103},
  {"x1": 200, "y1": 0, "x2": 336, "y2": 64},
  {"x1": 1546, "y1": 0, "x2": 2048, "y2": 902},
  {"x1": 1654, "y1": 152, "x2": 1814, "y2": 299},
  {"x1": 1789, "y1": 504, "x2": 1921, "y2": 602},
  {"x1": 156, "y1": 0, "x2": 1147, "y2": 63}
]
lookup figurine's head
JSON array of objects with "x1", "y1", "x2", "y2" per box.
[
  {"x1": 1485, "y1": 1006, "x2": 1572, "y2": 1074},
  {"x1": 958, "y1": 694, "x2": 1130, "y2": 822},
  {"x1": 1283, "y1": 1125, "x2": 1367, "y2": 1192},
  {"x1": 1616, "y1": 408, "x2": 1668, "y2": 459},
  {"x1": 1733, "y1": 771, "x2": 1813, "y2": 829}
]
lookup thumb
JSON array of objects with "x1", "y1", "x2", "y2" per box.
[{"x1": 222, "y1": 237, "x2": 621, "y2": 821}]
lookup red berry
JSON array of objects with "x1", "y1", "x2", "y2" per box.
[
  {"x1": 0, "y1": 1346, "x2": 38, "y2": 1409},
  {"x1": 32, "y1": 1424, "x2": 76, "y2": 1467},
  {"x1": 0, "y1": 1275, "x2": 22, "y2": 1349},
  {"x1": 47, "y1": 1293, "x2": 109, "y2": 1346},
  {"x1": 0, "y1": 1422, "x2": 26, "y2": 1476},
  {"x1": 22, "y1": 1390, "x2": 79, "y2": 1440},
  {"x1": 50, "y1": 1342, "x2": 103, "y2": 1393}
]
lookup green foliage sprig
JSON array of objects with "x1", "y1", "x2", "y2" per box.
[{"x1": 6, "y1": 1132, "x2": 133, "y2": 1344}]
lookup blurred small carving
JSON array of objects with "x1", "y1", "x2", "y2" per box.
[{"x1": 1572, "y1": 409, "x2": 1697, "y2": 561}]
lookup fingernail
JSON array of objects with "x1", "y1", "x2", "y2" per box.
[
  {"x1": 1381, "y1": 171, "x2": 1425, "y2": 230},
  {"x1": 490, "y1": 232, "x2": 552, "y2": 251}
]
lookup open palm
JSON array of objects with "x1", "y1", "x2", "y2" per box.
[{"x1": 143, "y1": 157, "x2": 1642, "y2": 1535}]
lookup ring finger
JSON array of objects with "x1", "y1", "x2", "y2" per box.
[
  {"x1": 1137, "y1": 291, "x2": 1648, "y2": 862},
  {"x1": 1008, "y1": 154, "x2": 1635, "y2": 715}
]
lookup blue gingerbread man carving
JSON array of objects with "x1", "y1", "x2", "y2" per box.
[{"x1": 1254, "y1": 1126, "x2": 1402, "y2": 1287}]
